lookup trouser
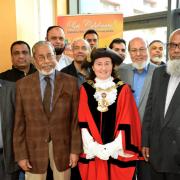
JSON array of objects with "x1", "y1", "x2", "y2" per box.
[
  {"x1": 132, "y1": 160, "x2": 151, "y2": 180},
  {"x1": 25, "y1": 141, "x2": 71, "y2": 180},
  {"x1": 150, "y1": 164, "x2": 180, "y2": 180},
  {"x1": 0, "y1": 148, "x2": 19, "y2": 180}
]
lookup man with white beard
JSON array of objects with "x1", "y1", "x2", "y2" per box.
[
  {"x1": 117, "y1": 37, "x2": 156, "y2": 180},
  {"x1": 13, "y1": 41, "x2": 81, "y2": 180},
  {"x1": 142, "y1": 29, "x2": 180, "y2": 180},
  {"x1": 149, "y1": 40, "x2": 165, "y2": 66}
]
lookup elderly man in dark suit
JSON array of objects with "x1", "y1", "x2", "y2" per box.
[
  {"x1": 142, "y1": 29, "x2": 180, "y2": 180},
  {"x1": 13, "y1": 41, "x2": 81, "y2": 180},
  {"x1": 0, "y1": 79, "x2": 19, "y2": 180}
]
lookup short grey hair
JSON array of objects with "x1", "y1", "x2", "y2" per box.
[
  {"x1": 71, "y1": 39, "x2": 91, "y2": 52},
  {"x1": 32, "y1": 41, "x2": 55, "y2": 57}
]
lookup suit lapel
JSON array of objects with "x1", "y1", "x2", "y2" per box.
[
  {"x1": 138, "y1": 65, "x2": 154, "y2": 106},
  {"x1": 32, "y1": 72, "x2": 44, "y2": 112},
  {"x1": 123, "y1": 65, "x2": 134, "y2": 87},
  {"x1": 52, "y1": 72, "x2": 64, "y2": 110},
  {"x1": 162, "y1": 76, "x2": 180, "y2": 127},
  {"x1": 127, "y1": 68, "x2": 134, "y2": 87},
  {"x1": 159, "y1": 72, "x2": 170, "y2": 127}
]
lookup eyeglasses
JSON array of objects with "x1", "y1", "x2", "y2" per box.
[
  {"x1": 36, "y1": 54, "x2": 55, "y2": 62},
  {"x1": 168, "y1": 43, "x2": 180, "y2": 50},
  {"x1": 73, "y1": 46, "x2": 88, "y2": 51},
  {"x1": 129, "y1": 48, "x2": 147, "y2": 54}
]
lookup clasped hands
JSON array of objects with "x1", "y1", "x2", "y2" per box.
[
  {"x1": 82, "y1": 128, "x2": 133, "y2": 160},
  {"x1": 84, "y1": 140, "x2": 119, "y2": 160}
]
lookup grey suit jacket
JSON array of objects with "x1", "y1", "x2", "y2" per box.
[
  {"x1": 142, "y1": 66, "x2": 180, "y2": 173},
  {"x1": 117, "y1": 63, "x2": 156, "y2": 121},
  {"x1": 0, "y1": 79, "x2": 19, "y2": 173}
]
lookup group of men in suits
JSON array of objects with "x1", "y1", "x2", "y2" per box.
[{"x1": 1, "y1": 27, "x2": 180, "y2": 180}]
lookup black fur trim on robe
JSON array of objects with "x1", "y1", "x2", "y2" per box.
[{"x1": 83, "y1": 79, "x2": 124, "y2": 144}]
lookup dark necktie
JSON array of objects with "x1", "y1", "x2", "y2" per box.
[{"x1": 43, "y1": 76, "x2": 51, "y2": 118}]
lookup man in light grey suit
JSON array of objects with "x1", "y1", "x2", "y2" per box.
[
  {"x1": 117, "y1": 37, "x2": 156, "y2": 180},
  {"x1": 0, "y1": 79, "x2": 19, "y2": 180},
  {"x1": 142, "y1": 29, "x2": 180, "y2": 180}
]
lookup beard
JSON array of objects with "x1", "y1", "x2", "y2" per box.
[
  {"x1": 38, "y1": 68, "x2": 55, "y2": 76},
  {"x1": 166, "y1": 59, "x2": 180, "y2": 77},
  {"x1": 55, "y1": 46, "x2": 65, "y2": 55},
  {"x1": 151, "y1": 56, "x2": 162, "y2": 63},
  {"x1": 35, "y1": 64, "x2": 56, "y2": 76},
  {"x1": 132, "y1": 61, "x2": 147, "y2": 70}
]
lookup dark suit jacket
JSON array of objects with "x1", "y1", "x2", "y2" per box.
[
  {"x1": 142, "y1": 65, "x2": 180, "y2": 173},
  {"x1": 0, "y1": 79, "x2": 19, "y2": 173},
  {"x1": 13, "y1": 71, "x2": 81, "y2": 173},
  {"x1": 0, "y1": 64, "x2": 36, "y2": 82},
  {"x1": 61, "y1": 61, "x2": 78, "y2": 78}
]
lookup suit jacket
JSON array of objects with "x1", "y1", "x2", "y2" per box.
[
  {"x1": 142, "y1": 65, "x2": 180, "y2": 173},
  {"x1": 61, "y1": 61, "x2": 78, "y2": 78},
  {"x1": 117, "y1": 63, "x2": 156, "y2": 121},
  {"x1": 13, "y1": 71, "x2": 81, "y2": 173},
  {"x1": 0, "y1": 79, "x2": 19, "y2": 173}
]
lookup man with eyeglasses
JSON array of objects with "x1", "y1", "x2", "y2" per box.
[
  {"x1": 142, "y1": 29, "x2": 180, "y2": 180},
  {"x1": 61, "y1": 39, "x2": 91, "y2": 88},
  {"x1": 117, "y1": 37, "x2": 156, "y2": 180},
  {"x1": 13, "y1": 41, "x2": 81, "y2": 180},
  {"x1": 0, "y1": 41, "x2": 36, "y2": 82},
  {"x1": 83, "y1": 29, "x2": 99, "y2": 50}
]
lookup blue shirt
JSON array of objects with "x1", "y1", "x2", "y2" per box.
[
  {"x1": 0, "y1": 83, "x2": 3, "y2": 148},
  {"x1": 39, "y1": 71, "x2": 55, "y2": 112},
  {"x1": 133, "y1": 64, "x2": 148, "y2": 106}
]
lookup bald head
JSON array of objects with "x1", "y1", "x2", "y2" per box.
[
  {"x1": 128, "y1": 37, "x2": 148, "y2": 70},
  {"x1": 71, "y1": 39, "x2": 91, "y2": 63}
]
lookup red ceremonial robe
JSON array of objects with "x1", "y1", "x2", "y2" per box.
[{"x1": 78, "y1": 79, "x2": 141, "y2": 180}]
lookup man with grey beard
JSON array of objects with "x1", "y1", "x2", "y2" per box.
[
  {"x1": 149, "y1": 40, "x2": 165, "y2": 66},
  {"x1": 117, "y1": 37, "x2": 156, "y2": 180},
  {"x1": 13, "y1": 41, "x2": 81, "y2": 180},
  {"x1": 142, "y1": 29, "x2": 180, "y2": 180}
]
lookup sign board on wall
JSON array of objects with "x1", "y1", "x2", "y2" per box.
[{"x1": 57, "y1": 14, "x2": 123, "y2": 47}]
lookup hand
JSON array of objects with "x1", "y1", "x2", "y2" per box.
[
  {"x1": 91, "y1": 142, "x2": 109, "y2": 160},
  {"x1": 104, "y1": 132, "x2": 122, "y2": 158},
  {"x1": 69, "y1": 153, "x2": 79, "y2": 168},
  {"x1": 142, "y1": 147, "x2": 150, "y2": 162},
  {"x1": 18, "y1": 159, "x2": 32, "y2": 171},
  {"x1": 118, "y1": 149, "x2": 134, "y2": 158}
]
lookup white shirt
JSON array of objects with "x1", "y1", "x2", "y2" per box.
[
  {"x1": 55, "y1": 53, "x2": 72, "y2": 71},
  {"x1": 164, "y1": 75, "x2": 180, "y2": 116}
]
